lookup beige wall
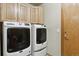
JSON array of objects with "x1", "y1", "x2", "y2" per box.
[{"x1": 42, "y1": 3, "x2": 61, "y2": 56}]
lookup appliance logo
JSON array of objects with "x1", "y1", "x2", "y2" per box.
[{"x1": 19, "y1": 50, "x2": 23, "y2": 53}]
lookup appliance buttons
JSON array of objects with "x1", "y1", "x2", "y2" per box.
[{"x1": 29, "y1": 51, "x2": 30, "y2": 53}]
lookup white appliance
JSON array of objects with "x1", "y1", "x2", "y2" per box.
[
  {"x1": 31, "y1": 24, "x2": 47, "y2": 56},
  {"x1": 0, "y1": 21, "x2": 31, "y2": 56}
]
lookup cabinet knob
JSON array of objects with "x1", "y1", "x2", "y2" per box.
[{"x1": 64, "y1": 32, "x2": 69, "y2": 40}]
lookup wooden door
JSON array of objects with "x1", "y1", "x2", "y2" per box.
[
  {"x1": 30, "y1": 6, "x2": 44, "y2": 24},
  {"x1": 18, "y1": 4, "x2": 30, "y2": 23},
  {"x1": 0, "y1": 3, "x2": 18, "y2": 21},
  {"x1": 61, "y1": 4, "x2": 79, "y2": 56}
]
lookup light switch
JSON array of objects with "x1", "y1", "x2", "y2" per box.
[{"x1": 57, "y1": 28, "x2": 60, "y2": 33}]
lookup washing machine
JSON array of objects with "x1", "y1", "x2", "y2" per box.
[
  {"x1": 31, "y1": 24, "x2": 47, "y2": 56},
  {"x1": 0, "y1": 21, "x2": 31, "y2": 56}
]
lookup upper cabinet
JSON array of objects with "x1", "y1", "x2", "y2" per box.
[
  {"x1": 30, "y1": 6, "x2": 44, "y2": 24},
  {"x1": 37, "y1": 7, "x2": 44, "y2": 24},
  {"x1": 17, "y1": 4, "x2": 30, "y2": 23},
  {"x1": 0, "y1": 3, "x2": 44, "y2": 24},
  {"x1": 0, "y1": 3, "x2": 18, "y2": 21}
]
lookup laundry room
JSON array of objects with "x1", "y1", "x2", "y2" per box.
[
  {"x1": 1, "y1": 3, "x2": 79, "y2": 56},
  {"x1": 0, "y1": 3, "x2": 61, "y2": 56}
]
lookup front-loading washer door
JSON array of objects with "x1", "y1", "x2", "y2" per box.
[
  {"x1": 7, "y1": 28, "x2": 30, "y2": 53},
  {"x1": 36, "y1": 28, "x2": 46, "y2": 44}
]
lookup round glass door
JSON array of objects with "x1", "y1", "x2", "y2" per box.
[
  {"x1": 7, "y1": 28, "x2": 30, "y2": 53},
  {"x1": 36, "y1": 28, "x2": 46, "y2": 44}
]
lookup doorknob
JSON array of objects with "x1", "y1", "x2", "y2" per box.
[{"x1": 64, "y1": 32, "x2": 69, "y2": 40}]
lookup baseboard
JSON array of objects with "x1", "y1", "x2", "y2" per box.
[{"x1": 47, "y1": 52, "x2": 53, "y2": 56}]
